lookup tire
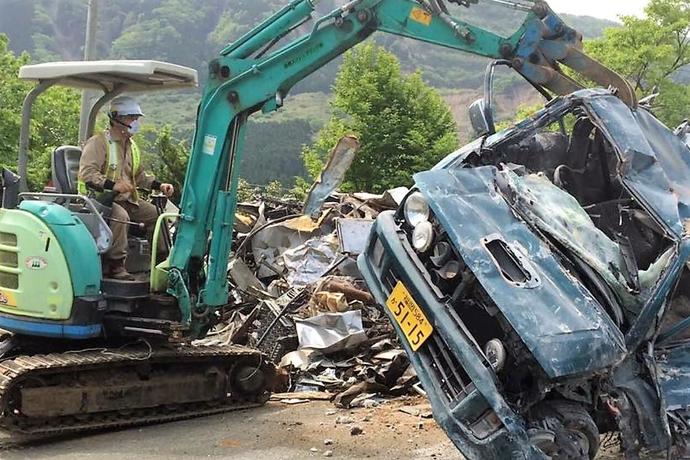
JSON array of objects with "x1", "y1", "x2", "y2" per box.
[
  {"x1": 528, "y1": 400, "x2": 600, "y2": 460},
  {"x1": 671, "y1": 411, "x2": 690, "y2": 460}
]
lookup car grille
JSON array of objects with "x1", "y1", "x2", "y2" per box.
[
  {"x1": 425, "y1": 331, "x2": 474, "y2": 403},
  {"x1": 379, "y1": 240, "x2": 473, "y2": 405}
]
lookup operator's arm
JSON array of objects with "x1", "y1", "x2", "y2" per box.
[
  {"x1": 135, "y1": 164, "x2": 156, "y2": 191},
  {"x1": 134, "y1": 158, "x2": 174, "y2": 197},
  {"x1": 78, "y1": 134, "x2": 112, "y2": 191}
]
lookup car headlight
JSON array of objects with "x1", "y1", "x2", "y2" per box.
[
  {"x1": 404, "y1": 192, "x2": 430, "y2": 226},
  {"x1": 412, "y1": 221, "x2": 434, "y2": 253}
]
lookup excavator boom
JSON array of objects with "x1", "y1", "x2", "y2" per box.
[{"x1": 164, "y1": 0, "x2": 634, "y2": 338}]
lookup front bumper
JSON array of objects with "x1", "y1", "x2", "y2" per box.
[{"x1": 357, "y1": 211, "x2": 545, "y2": 459}]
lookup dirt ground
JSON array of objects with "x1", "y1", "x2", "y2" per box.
[
  {"x1": 0, "y1": 397, "x2": 460, "y2": 460},
  {"x1": 0, "y1": 397, "x2": 633, "y2": 459}
]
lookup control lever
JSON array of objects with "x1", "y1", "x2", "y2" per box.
[{"x1": 105, "y1": 216, "x2": 146, "y2": 230}]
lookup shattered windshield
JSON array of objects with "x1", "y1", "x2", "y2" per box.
[{"x1": 499, "y1": 169, "x2": 673, "y2": 316}]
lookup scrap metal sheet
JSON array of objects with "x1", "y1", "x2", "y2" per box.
[{"x1": 295, "y1": 310, "x2": 367, "y2": 354}]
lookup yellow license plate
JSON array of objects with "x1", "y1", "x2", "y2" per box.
[{"x1": 386, "y1": 281, "x2": 433, "y2": 351}]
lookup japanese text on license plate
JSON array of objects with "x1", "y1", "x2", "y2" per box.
[{"x1": 386, "y1": 281, "x2": 433, "y2": 351}]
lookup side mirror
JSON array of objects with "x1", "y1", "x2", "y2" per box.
[
  {"x1": 468, "y1": 59, "x2": 557, "y2": 139},
  {"x1": 468, "y1": 59, "x2": 513, "y2": 138},
  {"x1": 469, "y1": 99, "x2": 493, "y2": 137}
]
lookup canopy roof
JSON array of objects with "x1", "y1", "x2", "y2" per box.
[{"x1": 18, "y1": 60, "x2": 198, "y2": 92}]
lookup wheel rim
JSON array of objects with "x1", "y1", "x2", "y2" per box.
[
  {"x1": 530, "y1": 427, "x2": 591, "y2": 459},
  {"x1": 530, "y1": 429, "x2": 560, "y2": 457}
]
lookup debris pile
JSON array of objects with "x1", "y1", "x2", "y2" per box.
[{"x1": 196, "y1": 185, "x2": 421, "y2": 408}]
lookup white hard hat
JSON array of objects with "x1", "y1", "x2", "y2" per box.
[{"x1": 109, "y1": 96, "x2": 144, "y2": 117}]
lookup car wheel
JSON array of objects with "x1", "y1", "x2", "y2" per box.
[{"x1": 528, "y1": 400, "x2": 600, "y2": 460}]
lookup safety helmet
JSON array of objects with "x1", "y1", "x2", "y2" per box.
[{"x1": 109, "y1": 96, "x2": 144, "y2": 117}]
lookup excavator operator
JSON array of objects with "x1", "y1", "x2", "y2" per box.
[{"x1": 78, "y1": 96, "x2": 174, "y2": 280}]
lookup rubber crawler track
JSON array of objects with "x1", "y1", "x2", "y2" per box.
[{"x1": 0, "y1": 344, "x2": 274, "y2": 443}]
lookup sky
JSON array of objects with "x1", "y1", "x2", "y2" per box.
[{"x1": 545, "y1": 0, "x2": 649, "y2": 22}]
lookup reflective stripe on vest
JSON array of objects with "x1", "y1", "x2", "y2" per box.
[
  {"x1": 77, "y1": 133, "x2": 141, "y2": 200},
  {"x1": 104, "y1": 137, "x2": 119, "y2": 181},
  {"x1": 129, "y1": 140, "x2": 141, "y2": 202}
]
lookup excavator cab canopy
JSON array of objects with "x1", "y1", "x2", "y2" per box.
[
  {"x1": 19, "y1": 60, "x2": 198, "y2": 91},
  {"x1": 16, "y1": 60, "x2": 198, "y2": 191}
]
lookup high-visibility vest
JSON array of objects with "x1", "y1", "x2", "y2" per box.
[{"x1": 78, "y1": 133, "x2": 141, "y2": 201}]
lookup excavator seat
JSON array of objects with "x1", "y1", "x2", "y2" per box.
[
  {"x1": 1, "y1": 168, "x2": 21, "y2": 209},
  {"x1": 52, "y1": 145, "x2": 82, "y2": 194}
]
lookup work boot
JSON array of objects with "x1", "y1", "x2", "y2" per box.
[{"x1": 108, "y1": 259, "x2": 135, "y2": 281}]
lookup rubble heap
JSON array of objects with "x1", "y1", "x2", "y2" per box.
[{"x1": 195, "y1": 188, "x2": 423, "y2": 408}]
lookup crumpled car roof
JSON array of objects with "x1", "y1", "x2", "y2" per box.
[
  {"x1": 438, "y1": 90, "x2": 690, "y2": 239},
  {"x1": 584, "y1": 93, "x2": 690, "y2": 238}
]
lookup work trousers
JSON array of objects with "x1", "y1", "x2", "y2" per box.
[{"x1": 105, "y1": 200, "x2": 159, "y2": 262}]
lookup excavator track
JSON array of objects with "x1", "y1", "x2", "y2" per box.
[{"x1": 0, "y1": 344, "x2": 274, "y2": 442}]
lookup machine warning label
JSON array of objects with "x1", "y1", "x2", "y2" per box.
[
  {"x1": 410, "y1": 7, "x2": 432, "y2": 26},
  {"x1": 203, "y1": 134, "x2": 217, "y2": 156},
  {"x1": 26, "y1": 256, "x2": 47, "y2": 270},
  {"x1": 0, "y1": 291, "x2": 15, "y2": 306}
]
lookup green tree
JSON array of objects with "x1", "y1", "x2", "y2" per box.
[
  {"x1": 241, "y1": 119, "x2": 311, "y2": 187},
  {"x1": 31, "y1": 0, "x2": 87, "y2": 62},
  {"x1": 237, "y1": 178, "x2": 258, "y2": 202},
  {"x1": 140, "y1": 125, "x2": 189, "y2": 203},
  {"x1": 303, "y1": 43, "x2": 458, "y2": 193},
  {"x1": 110, "y1": 0, "x2": 220, "y2": 67},
  {"x1": 0, "y1": 34, "x2": 80, "y2": 189},
  {"x1": 585, "y1": 0, "x2": 690, "y2": 126}
]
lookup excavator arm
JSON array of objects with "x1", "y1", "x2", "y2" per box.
[{"x1": 165, "y1": 0, "x2": 635, "y2": 338}]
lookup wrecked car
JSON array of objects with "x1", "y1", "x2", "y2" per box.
[{"x1": 358, "y1": 77, "x2": 690, "y2": 458}]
